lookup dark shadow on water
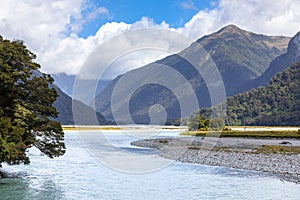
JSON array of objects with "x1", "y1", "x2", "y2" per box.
[
  {"x1": 0, "y1": 172, "x2": 66, "y2": 200},
  {"x1": 120, "y1": 147, "x2": 159, "y2": 155}
]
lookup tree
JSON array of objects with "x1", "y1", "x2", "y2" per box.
[
  {"x1": 187, "y1": 114, "x2": 210, "y2": 131},
  {"x1": 209, "y1": 118, "x2": 225, "y2": 131},
  {"x1": 0, "y1": 36, "x2": 65, "y2": 169}
]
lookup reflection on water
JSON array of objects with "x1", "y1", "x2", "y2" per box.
[{"x1": 1, "y1": 130, "x2": 300, "y2": 200}]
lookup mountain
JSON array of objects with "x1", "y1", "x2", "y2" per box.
[
  {"x1": 51, "y1": 74, "x2": 76, "y2": 97},
  {"x1": 95, "y1": 25, "x2": 290, "y2": 124},
  {"x1": 52, "y1": 73, "x2": 112, "y2": 104},
  {"x1": 197, "y1": 24, "x2": 290, "y2": 86},
  {"x1": 197, "y1": 62, "x2": 300, "y2": 126},
  {"x1": 53, "y1": 85, "x2": 109, "y2": 125},
  {"x1": 236, "y1": 31, "x2": 300, "y2": 93}
]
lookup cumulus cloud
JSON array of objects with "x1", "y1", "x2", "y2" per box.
[
  {"x1": 0, "y1": 0, "x2": 299, "y2": 79},
  {"x1": 0, "y1": 0, "x2": 109, "y2": 75},
  {"x1": 79, "y1": 28, "x2": 192, "y2": 80},
  {"x1": 40, "y1": 17, "x2": 172, "y2": 76},
  {"x1": 179, "y1": 0, "x2": 300, "y2": 39},
  {"x1": 0, "y1": 0, "x2": 171, "y2": 77},
  {"x1": 0, "y1": 0, "x2": 83, "y2": 49}
]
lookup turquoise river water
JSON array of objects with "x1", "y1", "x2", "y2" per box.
[{"x1": 1, "y1": 130, "x2": 300, "y2": 200}]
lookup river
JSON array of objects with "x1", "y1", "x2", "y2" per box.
[{"x1": 1, "y1": 130, "x2": 300, "y2": 200}]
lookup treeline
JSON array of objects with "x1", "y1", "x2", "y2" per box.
[{"x1": 189, "y1": 62, "x2": 300, "y2": 127}]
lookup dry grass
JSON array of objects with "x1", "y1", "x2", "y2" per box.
[
  {"x1": 254, "y1": 145, "x2": 300, "y2": 154},
  {"x1": 181, "y1": 130, "x2": 300, "y2": 139},
  {"x1": 62, "y1": 126, "x2": 121, "y2": 131},
  {"x1": 187, "y1": 145, "x2": 300, "y2": 155}
]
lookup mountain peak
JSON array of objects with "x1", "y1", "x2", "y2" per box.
[
  {"x1": 215, "y1": 24, "x2": 252, "y2": 37},
  {"x1": 197, "y1": 24, "x2": 290, "y2": 53},
  {"x1": 219, "y1": 24, "x2": 243, "y2": 33},
  {"x1": 196, "y1": 24, "x2": 248, "y2": 43}
]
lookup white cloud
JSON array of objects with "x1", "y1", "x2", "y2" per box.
[
  {"x1": 0, "y1": 0, "x2": 84, "y2": 48},
  {"x1": 79, "y1": 28, "x2": 192, "y2": 80},
  {"x1": 0, "y1": 0, "x2": 117, "y2": 75},
  {"x1": 177, "y1": 9, "x2": 219, "y2": 39},
  {"x1": 180, "y1": 0, "x2": 197, "y2": 11},
  {"x1": 40, "y1": 17, "x2": 172, "y2": 76},
  {"x1": 179, "y1": 0, "x2": 300, "y2": 39},
  {"x1": 0, "y1": 0, "x2": 299, "y2": 79},
  {"x1": 70, "y1": 5, "x2": 111, "y2": 33}
]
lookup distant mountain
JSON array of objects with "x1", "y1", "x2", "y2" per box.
[
  {"x1": 53, "y1": 85, "x2": 109, "y2": 125},
  {"x1": 52, "y1": 73, "x2": 112, "y2": 104},
  {"x1": 95, "y1": 25, "x2": 290, "y2": 124},
  {"x1": 236, "y1": 31, "x2": 300, "y2": 93},
  {"x1": 51, "y1": 74, "x2": 76, "y2": 97},
  {"x1": 198, "y1": 62, "x2": 300, "y2": 126}
]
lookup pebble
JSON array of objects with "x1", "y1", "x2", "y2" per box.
[{"x1": 131, "y1": 139, "x2": 300, "y2": 184}]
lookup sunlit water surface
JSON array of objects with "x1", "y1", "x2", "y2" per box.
[{"x1": 1, "y1": 130, "x2": 300, "y2": 200}]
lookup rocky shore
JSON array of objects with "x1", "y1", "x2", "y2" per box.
[{"x1": 131, "y1": 137, "x2": 300, "y2": 184}]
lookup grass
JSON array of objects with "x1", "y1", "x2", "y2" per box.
[
  {"x1": 62, "y1": 126, "x2": 122, "y2": 131},
  {"x1": 187, "y1": 145, "x2": 300, "y2": 154},
  {"x1": 62, "y1": 125, "x2": 185, "y2": 131},
  {"x1": 254, "y1": 145, "x2": 300, "y2": 154},
  {"x1": 181, "y1": 130, "x2": 300, "y2": 139}
]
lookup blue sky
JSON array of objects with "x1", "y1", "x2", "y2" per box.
[
  {"x1": 0, "y1": 0, "x2": 299, "y2": 77},
  {"x1": 79, "y1": 0, "x2": 215, "y2": 38}
]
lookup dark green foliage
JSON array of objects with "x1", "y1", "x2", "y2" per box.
[
  {"x1": 187, "y1": 115, "x2": 210, "y2": 131},
  {"x1": 187, "y1": 114, "x2": 224, "y2": 131},
  {"x1": 191, "y1": 63, "x2": 300, "y2": 126},
  {"x1": 0, "y1": 36, "x2": 65, "y2": 167},
  {"x1": 226, "y1": 63, "x2": 300, "y2": 126}
]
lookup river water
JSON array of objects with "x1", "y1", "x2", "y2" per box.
[{"x1": 1, "y1": 130, "x2": 300, "y2": 200}]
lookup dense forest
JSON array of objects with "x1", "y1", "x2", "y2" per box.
[{"x1": 193, "y1": 62, "x2": 300, "y2": 126}]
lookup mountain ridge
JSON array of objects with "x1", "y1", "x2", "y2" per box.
[
  {"x1": 95, "y1": 24, "x2": 291, "y2": 124},
  {"x1": 195, "y1": 62, "x2": 300, "y2": 126},
  {"x1": 53, "y1": 85, "x2": 109, "y2": 125},
  {"x1": 236, "y1": 31, "x2": 300, "y2": 93}
]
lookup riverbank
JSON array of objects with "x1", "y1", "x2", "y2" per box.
[
  {"x1": 131, "y1": 137, "x2": 300, "y2": 184},
  {"x1": 181, "y1": 127, "x2": 300, "y2": 138},
  {"x1": 62, "y1": 125, "x2": 188, "y2": 131}
]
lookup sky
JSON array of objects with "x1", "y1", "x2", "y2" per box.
[{"x1": 0, "y1": 0, "x2": 299, "y2": 80}]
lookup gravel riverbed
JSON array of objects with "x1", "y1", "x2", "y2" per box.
[{"x1": 131, "y1": 137, "x2": 300, "y2": 183}]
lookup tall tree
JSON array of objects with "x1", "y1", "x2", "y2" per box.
[{"x1": 0, "y1": 36, "x2": 65, "y2": 169}]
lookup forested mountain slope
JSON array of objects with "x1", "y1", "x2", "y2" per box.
[
  {"x1": 95, "y1": 25, "x2": 290, "y2": 123},
  {"x1": 197, "y1": 63, "x2": 300, "y2": 126}
]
